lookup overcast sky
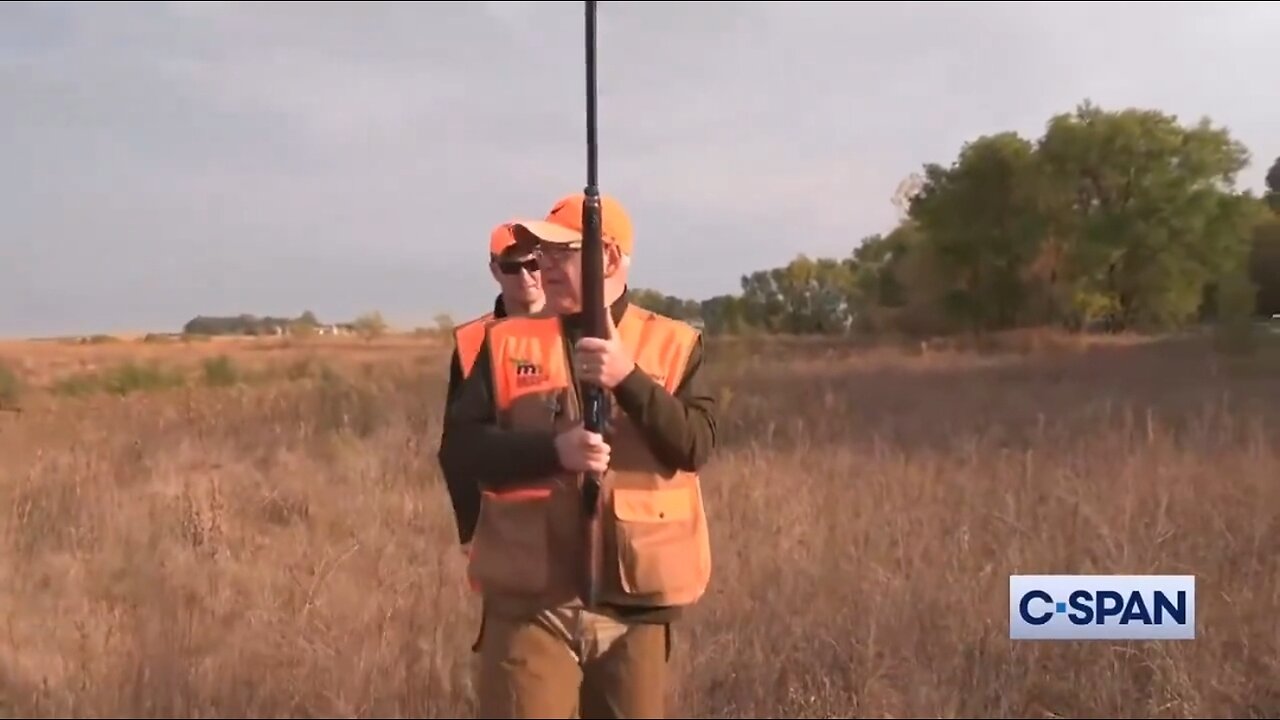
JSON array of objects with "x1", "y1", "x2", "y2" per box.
[{"x1": 2, "y1": 1, "x2": 1277, "y2": 337}]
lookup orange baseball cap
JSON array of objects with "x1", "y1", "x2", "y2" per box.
[
  {"x1": 511, "y1": 193, "x2": 634, "y2": 255},
  {"x1": 488, "y1": 222, "x2": 517, "y2": 256}
]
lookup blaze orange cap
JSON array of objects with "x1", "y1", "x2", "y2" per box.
[
  {"x1": 511, "y1": 193, "x2": 634, "y2": 255},
  {"x1": 488, "y1": 222, "x2": 518, "y2": 256}
]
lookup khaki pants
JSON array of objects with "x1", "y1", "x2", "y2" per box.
[{"x1": 474, "y1": 604, "x2": 671, "y2": 719}]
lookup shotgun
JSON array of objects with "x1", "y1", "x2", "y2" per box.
[{"x1": 579, "y1": 0, "x2": 607, "y2": 609}]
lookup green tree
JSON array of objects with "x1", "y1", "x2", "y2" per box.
[
  {"x1": 908, "y1": 131, "x2": 1048, "y2": 333},
  {"x1": 353, "y1": 311, "x2": 388, "y2": 340},
  {"x1": 737, "y1": 268, "x2": 791, "y2": 332},
  {"x1": 629, "y1": 288, "x2": 701, "y2": 321},
  {"x1": 849, "y1": 227, "x2": 910, "y2": 308},
  {"x1": 699, "y1": 294, "x2": 746, "y2": 335},
  {"x1": 1036, "y1": 101, "x2": 1256, "y2": 331},
  {"x1": 737, "y1": 256, "x2": 858, "y2": 334},
  {"x1": 1266, "y1": 155, "x2": 1280, "y2": 212}
]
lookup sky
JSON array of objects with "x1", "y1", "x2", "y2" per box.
[{"x1": 2, "y1": 0, "x2": 1277, "y2": 338}]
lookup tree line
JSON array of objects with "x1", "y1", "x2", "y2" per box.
[
  {"x1": 631, "y1": 101, "x2": 1280, "y2": 338},
  {"x1": 181, "y1": 310, "x2": 388, "y2": 338},
  {"x1": 183, "y1": 311, "x2": 326, "y2": 336}
]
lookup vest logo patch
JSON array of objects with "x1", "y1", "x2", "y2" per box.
[{"x1": 511, "y1": 357, "x2": 546, "y2": 387}]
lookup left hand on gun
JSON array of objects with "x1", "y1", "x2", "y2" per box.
[{"x1": 574, "y1": 312, "x2": 634, "y2": 389}]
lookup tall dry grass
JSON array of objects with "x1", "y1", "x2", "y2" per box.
[{"x1": 1, "y1": 333, "x2": 1278, "y2": 718}]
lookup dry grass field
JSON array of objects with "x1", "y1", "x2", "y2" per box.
[{"x1": 1, "y1": 329, "x2": 1279, "y2": 718}]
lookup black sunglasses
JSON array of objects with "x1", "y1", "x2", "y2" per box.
[{"x1": 496, "y1": 257, "x2": 539, "y2": 275}]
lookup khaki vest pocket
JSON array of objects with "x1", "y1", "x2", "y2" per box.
[
  {"x1": 468, "y1": 487, "x2": 553, "y2": 596},
  {"x1": 611, "y1": 486, "x2": 701, "y2": 601}
]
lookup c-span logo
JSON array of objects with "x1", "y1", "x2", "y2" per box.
[{"x1": 1009, "y1": 575, "x2": 1195, "y2": 640}]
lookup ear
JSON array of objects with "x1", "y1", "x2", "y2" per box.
[{"x1": 603, "y1": 243, "x2": 623, "y2": 278}]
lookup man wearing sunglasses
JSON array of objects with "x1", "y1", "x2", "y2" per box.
[
  {"x1": 438, "y1": 193, "x2": 717, "y2": 719},
  {"x1": 441, "y1": 221, "x2": 545, "y2": 551}
]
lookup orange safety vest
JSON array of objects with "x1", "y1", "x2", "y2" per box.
[
  {"x1": 453, "y1": 312, "x2": 495, "y2": 378},
  {"x1": 465, "y1": 305, "x2": 712, "y2": 613}
]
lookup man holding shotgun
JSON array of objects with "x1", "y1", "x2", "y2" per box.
[{"x1": 436, "y1": 191, "x2": 718, "y2": 718}]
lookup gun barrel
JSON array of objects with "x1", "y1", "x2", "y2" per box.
[{"x1": 579, "y1": 0, "x2": 605, "y2": 609}]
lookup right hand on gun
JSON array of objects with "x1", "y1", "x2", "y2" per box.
[{"x1": 554, "y1": 425, "x2": 611, "y2": 474}]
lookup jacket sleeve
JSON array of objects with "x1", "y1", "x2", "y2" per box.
[
  {"x1": 444, "y1": 348, "x2": 464, "y2": 408},
  {"x1": 610, "y1": 336, "x2": 718, "y2": 473},
  {"x1": 436, "y1": 340, "x2": 563, "y2": 491},
  {"x1": 437, "y1": 347, "x2": 476, "y2": 544}
]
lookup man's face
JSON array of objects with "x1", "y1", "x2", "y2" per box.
[
  {"x1": 537, "y1": 242, "x2": 584, "y2": 313},
  {"x1": 489, "y1": 248, "x2": 543, "y2": 306},
  {"x1": 537, "y1": 241, "x2": 620, "y2": 314}
]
